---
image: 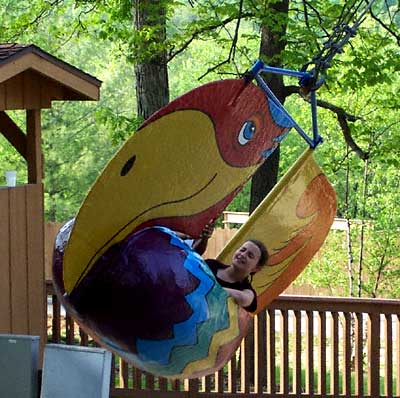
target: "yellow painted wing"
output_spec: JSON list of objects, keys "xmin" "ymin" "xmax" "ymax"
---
[{"xmin": 217, "ymin": 149, "xmax": 337, "ymax": 313}]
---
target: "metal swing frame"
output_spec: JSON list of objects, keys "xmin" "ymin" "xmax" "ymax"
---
[
  {"xmin": 246, "ymin": 0, "xmax": 377, "ymax": 150},
  {"xmin": 247, "ymin": 59, "xmax": 323, "ymax": 149}
]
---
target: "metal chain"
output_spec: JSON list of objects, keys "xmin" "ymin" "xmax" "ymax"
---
[{"xmin": 300, "ymin": 0, "xmax": 377, "ymax": 91}]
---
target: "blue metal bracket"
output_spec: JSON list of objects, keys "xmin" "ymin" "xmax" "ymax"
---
[{"xmin": 247, "ymin": 60, "xmax": 323, "ymax": 149}]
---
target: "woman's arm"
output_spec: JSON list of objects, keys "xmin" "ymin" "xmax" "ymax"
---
[{"xmin": 222, "ymin": 287, "xmax": 255, "ymax": 308}]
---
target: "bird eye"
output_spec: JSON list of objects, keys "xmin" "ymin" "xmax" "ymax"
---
[
  {"xmin": 120, "ymin": 155, "xmax": 136, "ymax": 176},
  {"xmin": 238, "ymin": 121, "xmax": 255, "ymax": 145}
]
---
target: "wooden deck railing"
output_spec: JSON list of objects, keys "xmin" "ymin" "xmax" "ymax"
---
[{"xmin": 46, "ymin": 282, "xmax": 400, "ymax": 398}]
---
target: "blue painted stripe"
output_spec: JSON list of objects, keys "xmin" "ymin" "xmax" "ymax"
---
[
  {"xmin": 136, "ymin": 252, "xmax": 213, "ymax": 364},
  {"xmin": 139, "ymin": 272, "xmax": 230, "ymax": 375},
  {"xmin": 268, "ymin": 97, "xmax": 294, "ymax": 128},
  {"xmin": 134, "ymin": 227, "xmax": 231, "ymax": 375}
]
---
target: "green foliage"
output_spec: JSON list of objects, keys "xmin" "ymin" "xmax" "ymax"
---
[
  {"xmin": 294, "ymin": 230, "xmax": 348, "ymax": 295},
  {"xmin": 0, "ymin": 3, "xmax": 139, "ymax": 220},
  {"xmin": 0, "ymin": 110, "xmax": 27, "ymax": 185},
  {"xmin": 94, "ymin": 106, "xmax": 142, "ymax": 146},
  {"xmin": 41, "ymin": 102, "xmax": 115, "ymax": 221},
  {"xmin": 225, "ymin": 180, "xmax": 252, "ymax": 215},
  {"xmin": 0, "ymin": 0, "xmax": 399, "ymax": 298}
]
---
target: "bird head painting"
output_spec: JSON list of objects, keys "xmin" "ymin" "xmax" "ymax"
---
[{"xmin": 53, "ymin": 77, "xmax": 336, "ymax": 378}]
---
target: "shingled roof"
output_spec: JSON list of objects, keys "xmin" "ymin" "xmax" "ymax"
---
[
  {"xmin": 0, "ymin": 43, "xmax": 101, "ymax": 87},
  {"xmin": 0, "ymin": 43, "xmax": 27, "ymax": 60}
]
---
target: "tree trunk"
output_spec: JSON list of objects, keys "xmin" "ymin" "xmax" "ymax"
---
[
  {"xmin": 249, "ymin": 0, "xmax": 289, "ymax": 213},
  {"xmin": 249, "ymin": 148, "xmax": 280, "ymax": 212},
  {"xmin": 133, "ymin": 0, "xmax": 169, "ymax": 119},
  {"xmin": 248, "ymin": 1, "xmax": 290, "ymax": 388}
]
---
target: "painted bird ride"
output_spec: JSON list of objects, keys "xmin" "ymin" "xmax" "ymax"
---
[{"xmin": 53, "ymin": 60, "xmax": 337, "ymax": 379}]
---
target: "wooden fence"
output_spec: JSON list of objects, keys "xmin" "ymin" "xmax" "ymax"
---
[{"xmin": 46, "ymin": 282, "xmax": 400, "ymax": 398}]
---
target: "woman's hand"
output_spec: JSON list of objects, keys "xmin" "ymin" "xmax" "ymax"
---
[
  {"xmin": 192, "ymin": 220, "xmax": 215, "ymax": 255},
  {"xmin": 200, "ymin": 221, "xmax": 215, "ymax": 239}
]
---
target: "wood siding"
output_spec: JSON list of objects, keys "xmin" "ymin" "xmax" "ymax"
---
[
  {"xmin": 0, "ymin": 184, "xmax": 46, "ymax": 346},
  {"xmin": 0, "ymin": 53, "xmax": 100, "ymax": 106},
  {"xmin": 0, "ymin": 70, "xmax": 67, "ymax": 110}
]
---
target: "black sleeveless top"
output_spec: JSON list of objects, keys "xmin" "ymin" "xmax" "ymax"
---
[{"xmin": 205, "ymin": 259, "xmax": 257, "ymax": 312}]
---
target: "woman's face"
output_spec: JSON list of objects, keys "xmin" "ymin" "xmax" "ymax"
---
[{"xmin": 232, "ymin": 241, "xmax": 262, "ymax": 275}]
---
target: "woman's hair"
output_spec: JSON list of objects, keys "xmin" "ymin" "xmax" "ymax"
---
[{"xmin": 247, "ymin": 239, "xmax": 269, "ymax": 267}]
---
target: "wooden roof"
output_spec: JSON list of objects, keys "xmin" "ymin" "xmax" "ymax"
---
[{"xmin": 0, "ymin": 43, "xmax": 102, "ymax": 110}]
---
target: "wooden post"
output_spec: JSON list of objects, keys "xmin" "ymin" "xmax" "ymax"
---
[
  {"xmin": 354, "ymin": 313, "xmax": 364, "ymax": 397},
  {"xmin": 368, "ymin": 313, "xmax": 381, "ymax": 397},
  {"xmin": 330, "ymin": 312, "xmax": 339, "ymax": 396},
  {"xmin": 318, "ymin": 311, "xmax": 327, "ymax": 396},
  {"xmin": 305, "ymin": 310, "xmax": 314, "ymax": 396},
  {"xmin": 384, "ymin": 314, "xmax": 393, "ymax": 397},
  {"xmin": 280, "ymin": 309, "xmax": 289, "ymax": 395},
  {"xmin": 293, "ymin": 310, "xmax": 302, "ymax": 396},
  {"xmin": 254, "ymin": 311, "xmax": 267, "ymax": 393},
  {"xmin": 343, "ymin": 312, "xmax": 352, "ymax": 397},
  {"xmin": 397, "ymin": 315, "xmax": 400, "ymax": 397},
  {"xmin": 267, "ymin": 308, "xmax": 277, "ymax": 394},
  {"xmin": 0, "ymin": 185, "xmax": 46, "ymax": 361},
  {"xmin": 26, "ymin": 109, "xmax": 42, "ymax": 184}
]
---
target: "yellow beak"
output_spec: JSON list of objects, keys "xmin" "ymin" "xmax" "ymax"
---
[{"xmin": 63, "ymin": 110, "xmax": 258, "ymax": 293}]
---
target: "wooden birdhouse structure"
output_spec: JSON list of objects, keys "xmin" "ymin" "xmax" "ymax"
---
[{"xmin": 0, "ymin": 43, "xmax": 101, "ymax": 355}]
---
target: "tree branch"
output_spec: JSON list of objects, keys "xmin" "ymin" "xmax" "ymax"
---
[
  {"xmin": 315, "ymin": 99, "xmax": 361, "ymax": 122},
  {"xmin": 300, "ymin": 0, "xmax": 325, "ymax": 52},
  {"xmin": 302, "ymin": 0, "xmax": 329, "ymax": 33},
  {"xmin": 27, "ymin": 0, "xmax": 65, "ymax": 26},
  {"xmin": 318, "ymin": 97, "xmax": 369, "ymax": 159},
  {"xmin": 369, "ymin": 6, "xmax": 400, "ymax": 45},
  {"xmin": 283, "ymin": 84, "xmax": 301, "ymax": 97},
  {"xmin": 197, "ymin": 59, "xmax": 231, "ymax": 80},
  {"xmin": 285, "ymin": 88, "xmax": 369, "ymax": 160},
  {"xmin": 284, "ymin": 86, "xmax": 361, "ymax": 123},
  {"xmin": 167, "ymin": 11, "xmax": 254, "ymax": 62},
  {"xmin": 197, "ymin": 0, "xmax": 245, "ymax": 80},
  {"xmin": 229, "ymin": 0, "xmax": 244, "ymax": 63},
  {"xmin": 337, "ymin": 112, "xmax": 369, "ymax": 160}
]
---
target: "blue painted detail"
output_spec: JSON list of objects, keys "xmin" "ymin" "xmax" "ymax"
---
[
  {"xmin": 273, "ymin": 130, "xmax": 290, "ymax": 143},
  {"xmin": 261, "ymin": 147, "xmax": 276, "ymax": 158},
  {"xmin": 267, "ymin": 97, "xmax": 294, "ymax": 128},
  {"xmin": 254, "ymin": 68, "xmax": 323, "ymax": 148},
  {"xmin": 260, "ymin": 63, "xmax": 311, "ymax": 79}
]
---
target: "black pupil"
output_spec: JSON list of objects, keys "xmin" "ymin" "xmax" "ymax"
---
[{"xmin": 121, "ymin": 155, "xmax": 136, "ymax": 176}]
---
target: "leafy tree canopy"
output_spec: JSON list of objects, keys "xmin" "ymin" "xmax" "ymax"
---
[{"xmin": 0, "ymin": 0, "xmax": 399, "ymax": 297}]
